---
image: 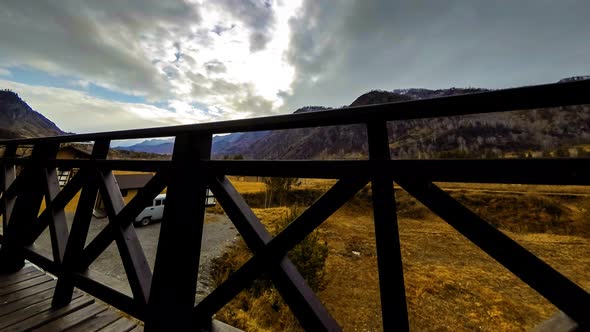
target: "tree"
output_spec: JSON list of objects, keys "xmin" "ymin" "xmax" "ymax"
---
[{"xmin": 263, "ymin": 177, "xmax": 300, "ymax": 207}]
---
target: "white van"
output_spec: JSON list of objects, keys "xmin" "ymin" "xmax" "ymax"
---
[{"xmin": 134, "ymin": 189, "xmax": 216, "ymax": 226}]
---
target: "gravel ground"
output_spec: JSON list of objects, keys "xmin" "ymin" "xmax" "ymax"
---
[{"xmin": 30, "ymin": 212, "xmax": 239, "ymax": 301}]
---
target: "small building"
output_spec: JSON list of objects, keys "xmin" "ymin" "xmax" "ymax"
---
[
  {"xmin": 57, "ymin": 145, "xmax": 92, "ymax": 160},
  {"xmin": 95, "ymin": 173, "xmax": 154, "ymax": 210},
  {"xmin": 232, "ymin": 175, "xmax": 264, "ymax": 182},
  {"xmin": 57, "ymin": 145, "xmax": 92, "ymax": 187}
]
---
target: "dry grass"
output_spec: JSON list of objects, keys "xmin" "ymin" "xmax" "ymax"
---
[
  {"xmin": 212, "ymin": 183, "xmax": 590, "ymax": 331},
  {"xmin": 435, "ymin": 182, "xmax": 590, "ymax": 196},
  {"xmin": 316, "ymin": 203, "xmax": 589, "ymax": 331},
  {"xmin": 227, "ymin": 179, "xmax": 267, "ymax": 194}
]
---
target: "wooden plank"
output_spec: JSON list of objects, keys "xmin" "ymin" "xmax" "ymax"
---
[
  {"xmin": 53, "ymin": 140, "xmax": 110, "ymax": 307},
  {"xmin": 146, "ymin": 133, "xmax": 212, "ymax": 331},
  {"xmin": 0, "ymin": 297, "xmax": 55, "ymax": 330},
  {"xmin": 81, "ymin": 170, "xmax": 168, "ymax": 270},
  {"xmin": 396, "ymin": 177, "xmax": 590, "ymax": 326},
  {"xmin": 0, "ymin": 144, "xmax": 54, "ymax": 272},
  {"xmin": 209, "ymin": 176, "xmax": 340, "ymax": 331},
  {"xmin": 36, "ymin": 143, "xmax": 69, "ymax": 265},
  {"xmin": 0, "ymin": 274, "xmax": 53, "ymax": 297},
  {"xmin": 7, "ymin": 159, "xmax": 169, "ymax": 173},
  {"xmin": 64, "ymin": 309, "xmax": 122, "ymax": 332},
  {"xmin": 97, "ymin": 170, "xmax": 152, "ymax": 305},
  {"xmin": 72, "ymin": 271, "xmax": 141, "ymax": 320},
  {"xmin": 33, "ymin": 302, "xmax": 107, "ymax": 332},
  {"xmin": 0, "ymin": 268, "xmax": 44, "ymax": 288},
  {"xmin": 99, "ymin": 317, "xmax": 138, "ymax": 332},
  {"xmin": 194, "ymin": 176, "xmax": 368, "ymax": 325},
  {"xmin": 201, "ymin": 159, "xmax": 590, "ymax": 185},
  {"xmin": 28, "ymin": 167, "xmax": 87, "ymax": 245},
  {"xmin": 0, "ymin": 288, "xmax": 80, "ymax": 317},
  {"xmin": 0, "ymin": 79, "xmax": 589, "ymax": 144},
  {"xmin": 0, "ymin": 265, "xmax": 36, "ymax": 283},
  {"xmin": 366, "ymin": 120, "xmax": 408, "ymax": 331},
  {"xmin": 1, "ymin": 295, "xmax": 93, "ymax": 332},
  {"xmin": 22, "ymin": 247, "xmax": 58, "ymax": 276},
  {"xmin": 0, "ymin": 144, "xmax": 17, "ymax": 233},
  {"xmin": 0, "ymin": 279, "xmax": 56, "ymax": 306}
]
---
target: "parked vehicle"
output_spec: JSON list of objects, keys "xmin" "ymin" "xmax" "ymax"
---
[{"xmin": 134, "ymin": 189, "xmax": 216, "ymax": 226}]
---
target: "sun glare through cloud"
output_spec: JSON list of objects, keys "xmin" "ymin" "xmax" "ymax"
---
[{"xmin": 0, "ymin": 0, "xmax": 588, "ymax": 133}]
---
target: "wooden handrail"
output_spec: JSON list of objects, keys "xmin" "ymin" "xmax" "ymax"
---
[
  {"xmin": 0, "ymin": 79, "xmax": 587, "ymax": 145},
  {"xmin": 0, "ymin": 80, "xmax": 588, "ymax": 331}
]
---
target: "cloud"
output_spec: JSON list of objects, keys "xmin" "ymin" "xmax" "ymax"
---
[
  {"xmin": 0, "ymin": 80, "xmax": 218, "ymax": 133},
  {"xmin": 204, "ymin": 60, "xmax": 227, "ymax": 74},
  {"xmin": 212, "ymin": 24, "xmax": 236, "ymax": 36},
  {"xmin": 282, "ymin": 0, "xmax": 590, "ymax": 111},
  {"xmin": 0, "ymin": 0, "xmax": 201, "ymax": 100},
  {"xmin": 0, "ymin": 68, "xmax": 11, "ymax": 77},
  {"xmin": 0, "ymin": 0, "xmax": 292, "ymax": 129},
  {"xmin": 212, "ymin": 0, "xmax": 276, "ymax": 52},
  {"xmin": 189, "ymin": 76, "xmax": 277, "ymax": 116}
]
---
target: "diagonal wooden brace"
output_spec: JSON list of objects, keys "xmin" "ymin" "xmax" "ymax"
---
[
  {"xmin": 209, "ymin": 176, "xmax": 341, "ymax": 331},
  {"xmin": 395, "ymin": 177, "xmax": 590, "ymax": 326},
  {"xmin": 97, "ymin": 170, "xmax": 152, "ymax": 305},
  {"xmin": 79, "ymin": 171, "xmax": 168, "ymax": 270},
  {"xmin": 193, "ymin": 176, "xmax": 368, "ymax": 330}
]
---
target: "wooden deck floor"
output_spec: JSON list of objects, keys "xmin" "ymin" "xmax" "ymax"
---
[{"xmin": 0, "ymin": 264, "xmax": 142, "ymax": 332}]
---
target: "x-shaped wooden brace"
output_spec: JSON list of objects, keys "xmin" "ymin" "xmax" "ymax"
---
[
  {"xmin": 195, "ymin": 175, "xmax": 369, "ymax": 332},
  {"xmin": 395, "ymin": 176, "xmax": 590, "ymax": 327},
  {"xmin": 51, "ymin": 141, "xmax": 160, "ymax": 312},
  {"xmin": 0, "ymin": 143, "xmax": 69, "ymax": 270},
  {"xmin": 0, "ymin": 144, "xmax": 18, "ymax": 239}
]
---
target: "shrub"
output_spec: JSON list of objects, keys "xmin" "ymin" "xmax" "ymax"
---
[{"xmin": 211, "ymin": 206, "xmax": 329, "ymax": 331}]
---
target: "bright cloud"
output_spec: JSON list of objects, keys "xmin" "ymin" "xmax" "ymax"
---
[
  {"xmin": 0, "ymin": 0, "xmax": 302, "ymax": 131},
  {"xmin": 0, "ymin": 80, "xmax": 229, "ymax": 133},
  {"xmin": 1, "ymin": 0, "xmax": 589, "ymax": 134}
]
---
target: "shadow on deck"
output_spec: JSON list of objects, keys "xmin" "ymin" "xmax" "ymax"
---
[{"xmin": 0, "ymin": 263, "xmax": 141, "ymax": 332}]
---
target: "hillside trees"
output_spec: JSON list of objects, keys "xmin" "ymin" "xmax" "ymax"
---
[{"xmin": 263, "ymin": 177, "xmax": 300, "ymax": 207}]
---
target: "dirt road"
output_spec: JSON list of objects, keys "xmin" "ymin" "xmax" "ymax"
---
[{"xmin": 30, "ymin": 212, "xmax": 239, "ymax": 302}]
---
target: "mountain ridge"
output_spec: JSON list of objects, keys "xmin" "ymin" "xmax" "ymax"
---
[
  {"xmin": 4, "ymin": 77, "xmax": 588, "ymax": 160},
  {"xmin": 0, "ymin": 90, "xmax": 65, "ymax": 138}
]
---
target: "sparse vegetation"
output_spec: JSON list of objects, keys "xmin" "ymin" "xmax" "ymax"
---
[
  {"xmin": 211, "ymin": 207, "xmax": 329, "ymax": 331},
  {"xmin": 212, "ymin": 180, "xmax": 590, "ymax": 331},
  {"xmin": 262, "ymin": 177, "xmax": 301, "ymax": 207}
]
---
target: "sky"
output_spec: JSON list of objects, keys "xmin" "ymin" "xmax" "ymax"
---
[{"xmin": 1, "ymin": 0, "xmax": 589, "ymax": 134}]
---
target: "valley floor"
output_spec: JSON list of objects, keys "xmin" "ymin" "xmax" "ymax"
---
[{"xmin": 317, "ymin": 209, "xmax": 588, "ymax": 331}]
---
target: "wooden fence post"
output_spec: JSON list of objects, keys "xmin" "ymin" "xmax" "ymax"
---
[
  {"xmin": 0, "ymin": 144, "xmax": 17, "ymax": 239},
  {"xmin": 52, "ymin": 140, "xmax": 110, "ymax": 306},
  {"xmin": 0, "ymin": 143, "xmax": 59, "ymax": 272},
  {"xmin": 145, "ymin": 133, "xmax": 212, "ymax": 331},
  {"xmin": 366, "ymin": 120, "xmax": 409, "ymax": 331}
]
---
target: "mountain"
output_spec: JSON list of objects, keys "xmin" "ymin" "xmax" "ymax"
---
[
  {"xmin": 0, "ymin": 90, "xmax": 65, "ymax": 138},
  {"xmin": 210, "ymin": 80, "xmax": 590, "ymax": 160},
  {"xmin": 118, "ymin": 138, "xmax": 175, "ymax": 154}
]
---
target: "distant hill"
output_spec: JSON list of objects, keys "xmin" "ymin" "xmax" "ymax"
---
[
  {"xmin": 211, "ymin": 79, "xmax": 590, "ymax": 160},
  {"xmin": 117, "ymin": 138, "xmax": 175, "ymax": 154},
  {"xmin": 112, "ymin": 77, "xmax": 590, "ymax": 159},
  {"xmin": 0, "ymin": 90, "xmax": 65, "ymax": 138}
]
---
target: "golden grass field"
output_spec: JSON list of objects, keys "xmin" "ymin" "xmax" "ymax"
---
[
  {"xmin": 213, "ymin": 180, "xmax": 590, "ymax": 331},
  {"xmin": 2, "ymin": 176, "xmax": 587, "ymax": 331}
]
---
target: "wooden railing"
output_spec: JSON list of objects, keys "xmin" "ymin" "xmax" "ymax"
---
[{"xmin": 0, "ymin": 80, "xmax": 589, "ymax": 331}]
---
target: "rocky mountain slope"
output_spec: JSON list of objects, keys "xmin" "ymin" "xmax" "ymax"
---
[
  {"xmin": 0, "ymin": 90, "xmax": 65, "ymax": 138},
  {"xmin": 211, "ymin": 83, "xmax": 590, "ymax": 159},
  {"xmin": 116, "ymin": 78, "xmax": 590, "ymax": 159},
  {"xmin": 119, "ymin": 138, "xmax": 175, "ymax": 154}
]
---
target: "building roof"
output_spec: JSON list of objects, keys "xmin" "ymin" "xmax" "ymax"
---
[
  {"xmin": 58, "ymin": 145, "xmax": 92, "ymax": 158},
  {"xmin": 115, "ymin": 173, "xmax": 153, "ymax": 190}
]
